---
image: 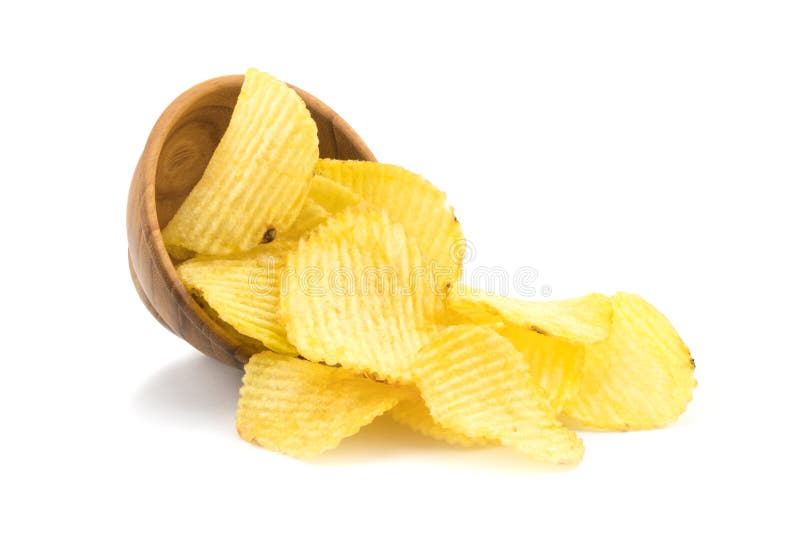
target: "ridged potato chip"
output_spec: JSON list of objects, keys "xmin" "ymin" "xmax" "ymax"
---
[
  {"xmin": 166, "ymin": 244, "xmax": 196, "ymax": 263},
  {"xmin": 447, "ymin": 284, "xmax": 612, "ymax": 343},
  {"xmin": 391, "ymin": 392, "xmax": 494, "ymax": 447},
  {"xmin": 498, "ymin": 325, "xmax": 585, "ymax": 413},
  {"xmin": 192, "ymin": 292, "xmax": 267, "ymax": 355},
  {"xmin": 177, "ymin": 241, "xmax": 297, "ymax": 354},
  {"xmin": 314, "ymin": 159, "xmax": 463, "ymax": 287},
  {"xmin": 237, "ymin": 352, "xmax": 404, "ymax": 458},
  {"xmin": 281, "ymin": 207, "xmax": 440, "ymax": 383},
  {"xmin": 308, "ymin": 174, "xmax": 362, "ymax": 214},
  {"xmin": 283, "ymin": 198, "xmax": 330, "ymax": 240},
  {"xmin": 412, "ymin": 325, "xmax": 584, "ymax": 464},
  {"xmin": 437, "ymin": 305, "xmax": 584, "ymax": 412},
  {"xmin": 564, "ymin": 293, "xmax": 696, "ymax": 430},
  {"xmin": 163, "ymin": 68, "xmax": 318, "ymax": 256}
]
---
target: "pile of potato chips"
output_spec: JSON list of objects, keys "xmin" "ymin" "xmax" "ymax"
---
[{"xmin": 162, "ymin": 69, "xmax": 696, "ymax": 464}]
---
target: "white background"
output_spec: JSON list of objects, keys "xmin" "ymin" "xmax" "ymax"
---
[{"xmin": 2, "ymin": 1, "xmax": 798, "ymax": 532}]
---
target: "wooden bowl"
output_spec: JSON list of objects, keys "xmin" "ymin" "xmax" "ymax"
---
[{"xmin": 127, "ymin": 75, "xmax": 376, "ymax": 367}]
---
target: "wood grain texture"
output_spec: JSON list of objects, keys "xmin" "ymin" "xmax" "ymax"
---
[{"xmin": 127, "ymin": 74, "xmax": 376, "ymax": 367}]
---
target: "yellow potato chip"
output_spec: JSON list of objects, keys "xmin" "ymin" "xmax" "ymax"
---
[
  {"xmin": 434, "ymin": 301, "xmax": 488, "ymax": 327},
  {"xmin": 283, "ymin": 198, "xmax": 330, "ymax": 240},
  {"xmin": 498, "ymin": 325, "xmax": 585, "ymax": 413},
  {"xmin": 192, "ymin": 292, "xmax": 267, "ymax": 355},
  {"xmin": 163, "ymin": 68, "xmax": 318, "ymax": 256},
  {"xmin": 412, "ymin": 325, "xmax": 584, "ymax": 464},
  {"xmin": 166, "ymin": 244, "xmax": 196, "ymax": 263},
  {"xmin": 237, "ymin": 352, "xmax": 404, "ymax": 458},
  {"xmin": 281, "ymin": 207, "xmax": 440, "ymax": 383},
  {"xmin": 177, "ymin": 241, "xmax": 297, "ymax": 354},
  {"xmin": 447, "ymin": 284, "xmax": 612, "ymax": 343},
  {"xmin": 564, "ymin": 292, "xmax": 696, "ymax": 430},
  {"xmin": 314, "ymin": 159, "xmax": 463, "ymax": 287},
  {"xmin": 308, "ymin": 174, "xmax": 362, "ymax": 214},
  {"xmin": 391, "ymin": 392, "xmax": 494, "ymax": 447},
  {"xmin": 435, "ymin": 306, "xmax": 584, "ymax": 412}
]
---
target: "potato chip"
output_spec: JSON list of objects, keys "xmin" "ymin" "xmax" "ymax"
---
[
  {"xmin": 281, "ymin": 207, "xmax": 440, "ymax": 383},
  {"xmin": 237, "ymin": 352, "xmax": 404, "ymax": 458},
  {"xmin": 447, "ymin": 284, "xmax": 612, "ymax": 343},
  {"xmin": 162, "ymin": 68, "xmax": 318, "ymax": 256},
  {"xmin": 166, "ymin": 244, "xmax": 196, "ymax": 263},
  {"xmin": 412, "ymin": 325, "xmax": 584, "ymax": 464},
  {"xmin": 564, "ymin": 293, "xmax": 696, "ymax": 430},
  {"xmin": 391, "ymin": 392, "xmax": 494, "ymax": 447},
  {"xmin": 308, "ymin": 174, "xmax": 362, "ymax": 214},
  {"xmin": 498, "ymin": 325, "xmax": 585, "ymax": 413},
  {"xmin": 314, "ymin": 159, "xmax": 463, "ymax": 287},
  {"xmin": 192, "ymin": 292, "xmax": 268, "ymax": 356},
  {"xmin": 177, "ymin": 241, "xmax": 297, "ymax": 354},
  {"xmin": 435, "ymin": 306, "xmax": 584, "ymax": 412},
  {"xmin": 282, "ymin": 198, "xmax": 330, "ymax": 240}
]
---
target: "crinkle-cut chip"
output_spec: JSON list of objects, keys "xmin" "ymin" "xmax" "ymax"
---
[
  {"xmin": 166, "ymin": 243, "xmax": 196, "ymax": 263},
  {"xmin": 192, "ymin": 291, "xmax": 267, "ymax": 356},
  {"xmin": 177, "ymin": 242, "xmax": 297, "ymax": 354},
  {"xmin": 314, "ymin": 159, "xmax": 463, "ymax": 287},
  {"xmin": 283, "ymin": 198, "xmax": 330, "ymax": 240},
  {"xmin": 162, "ymin": 68, "xmax": 318, "ymax": 256},
  {"xmin": 447, "ymin": 284, "xmax": 612, "ymax": 343},
  {"xmin": 412, "ymin": 325, "xmax": 584, "ymax": 464},
  {"xmin": 308, "ymin": 174, "xmax": 362, "ymax": 214},
  {"xmin": 564, "ymin": 292, "xmax": 696, "ymax": 430},
  {"xmin": 237, "ymin": 352, "xmax": 404, "ymax": 458},
  {"xmin": 391, "ymin": 392, "xmax": 494, "ymax": 447},
  {"xmin": 281, "ymin": 207, "xmax": 440, "ymax": 383},
  {"xmin": 498, "ymin": 325, "xmax": 585, "ymax": 413},
  {"xmin": 440, "ymin": 308, "xmax": 585, "ymax": 412},
  {"xmin": 435, "ymin": 304, "xmax": 489, "ymax": 327}
]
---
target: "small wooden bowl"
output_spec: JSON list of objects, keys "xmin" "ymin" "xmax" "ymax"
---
[{"xmin": 127, "ymin": 75, "xmax": 376, "ymax": 367}]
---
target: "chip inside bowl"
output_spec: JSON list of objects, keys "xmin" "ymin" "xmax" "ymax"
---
[{"xmin": 162, "ymin": 68, "xmax": 319, "ymax": 256}]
